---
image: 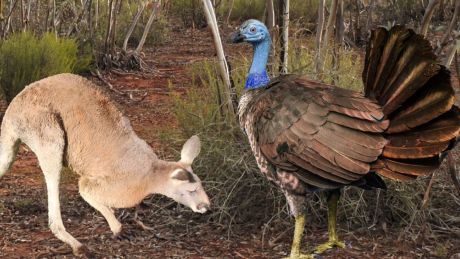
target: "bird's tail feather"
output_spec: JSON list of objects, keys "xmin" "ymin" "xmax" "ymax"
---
[{"xmin": 362, "ymin": 26, "xmax": 460, "ymax": 181}]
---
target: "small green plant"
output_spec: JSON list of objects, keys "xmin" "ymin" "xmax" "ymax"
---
[{"xmin": 0, "ymin": 32, "xmax": 90, "ymax": 102}]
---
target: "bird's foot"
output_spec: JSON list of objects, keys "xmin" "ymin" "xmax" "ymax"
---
[
  {"xmin": 314, "ymin": 239, "xmax": 345, "ymax": 254},
  {"xmin": 283, "ymin": 252, "xmax": 315, "ymax": 259}
]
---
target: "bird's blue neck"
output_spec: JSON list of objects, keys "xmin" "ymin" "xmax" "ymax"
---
[{"xmin": 245, "ymin": 38, "xmax": 271, "ymax": 89}]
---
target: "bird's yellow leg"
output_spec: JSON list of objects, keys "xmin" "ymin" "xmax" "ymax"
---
[
  {"xmin": 314, "ymin": 190, "xmax": 345, "ymax": 254},
  {"xmin": 284, "ymin": 214, "xmax": 314, "ymax": 259}
]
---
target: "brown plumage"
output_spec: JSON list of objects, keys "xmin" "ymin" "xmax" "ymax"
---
[{"xmin": 239, "ymin": 26, "xmax": 460, "ymax": 193}]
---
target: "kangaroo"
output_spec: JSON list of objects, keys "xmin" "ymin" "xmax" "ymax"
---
[{"xmin": 0, "ymin": 73, "xmax": 211, "ymax": 255}]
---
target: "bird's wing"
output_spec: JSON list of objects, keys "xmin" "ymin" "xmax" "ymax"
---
[{"xmin": 254, "ymin": 75, "xmax": 389, "ymax": 189}]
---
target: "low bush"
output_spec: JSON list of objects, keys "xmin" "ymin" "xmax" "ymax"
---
[{"xmin": 0, "ymin": 32, "xmax": 90, "ymax": 102}]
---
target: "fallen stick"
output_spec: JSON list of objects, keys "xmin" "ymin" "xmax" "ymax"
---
[{"xmin": 447, "ymin": 152, "xmax": 460, "ymax": 196}]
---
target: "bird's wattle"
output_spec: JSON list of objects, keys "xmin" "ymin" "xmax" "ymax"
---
[{"xmin": 245, "ymin": 71, "xmax": 270, "ymax": 89}]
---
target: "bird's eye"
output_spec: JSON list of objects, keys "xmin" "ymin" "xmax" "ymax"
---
[{"xmin": 250, "ymin": 27, "xmax": 257, "ymax": 33}]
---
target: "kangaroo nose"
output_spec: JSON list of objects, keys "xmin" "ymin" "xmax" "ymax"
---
[{"xmin": 197, "ymin": 203, "xmax": 211, "ymax": 213}]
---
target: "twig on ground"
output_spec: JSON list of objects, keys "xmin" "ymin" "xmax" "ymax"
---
[
  {"xmin": 422, "ymin": 170, "xmax": 437, "ymax": 209},
  {"xmin": 134, "ymin": 205, "xmax": 155, "ymax": 231},
  {"xmin": 92, "ymin": 69, "xmax": 149, "ymax": 103},
  {"xmin": 448, "ymin": 152, "xmax": 460, "ymax": 196}
]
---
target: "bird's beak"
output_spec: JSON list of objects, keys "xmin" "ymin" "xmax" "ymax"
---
[{"xmin": 230, "ymin": 31, "xmax": 245, "ymax": 43}]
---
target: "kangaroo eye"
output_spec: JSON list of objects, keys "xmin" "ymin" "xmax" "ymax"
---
[{"xmin": 250, "ymin": 27, "xmax": 257, "ymax": 33}]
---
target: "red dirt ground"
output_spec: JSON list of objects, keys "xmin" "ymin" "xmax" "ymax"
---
[{"xmin": 1, "ymin": 25, "xmax": 460, "ymax": 259}]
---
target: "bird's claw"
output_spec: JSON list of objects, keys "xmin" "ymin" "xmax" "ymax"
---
[
  {"xmin": 283, "ymin": 253, "xmax": 315, "ymax": 259},
  {"xmin": 314, "ymin": 239, "xmax": 345, "ymax": 254}
]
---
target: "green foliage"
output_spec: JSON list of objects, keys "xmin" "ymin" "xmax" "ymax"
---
[{"xmin": 0, "ymin": 32, "xmax": 90, "ymax": 102}]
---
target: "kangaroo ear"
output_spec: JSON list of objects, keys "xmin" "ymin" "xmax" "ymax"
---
[
  {"xmin": 180, "ymin": 135, "xmax": 201, "ymax": 165},
  {"xmin": 171, "ymin": 169, "xmax": 196, "ymax": 182}
]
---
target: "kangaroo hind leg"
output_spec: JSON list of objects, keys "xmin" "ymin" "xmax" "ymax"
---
[{"xmin": 25, "ymin": 113, "xmax": 86, "ymax": 256}]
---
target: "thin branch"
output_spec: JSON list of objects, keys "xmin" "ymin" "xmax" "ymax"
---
[
  {"xmin": 420, "ymin": 0, "xmax": 441, "ymax": 36},
  {"xmin": 201, "ymin": 0, "xmax": 236, "ymax": 116}
]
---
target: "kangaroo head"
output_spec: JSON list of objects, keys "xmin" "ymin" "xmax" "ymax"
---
[{"xmin": 162, "ymin": 135, "xmax": 210, "ymax": 214}]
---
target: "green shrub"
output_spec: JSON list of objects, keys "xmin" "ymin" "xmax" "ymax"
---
[{"xmin": 0, "ymin": 32, "xmax": 90, "ymax": 102}]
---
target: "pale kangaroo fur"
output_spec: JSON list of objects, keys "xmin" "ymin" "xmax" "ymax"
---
[{"xmin": 0, "ymin": 73, "xmax": 210, "ymax": 255}]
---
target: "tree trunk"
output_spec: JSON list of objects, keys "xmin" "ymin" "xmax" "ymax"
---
[
  {"xmin": 332, "ymin": 0, "xmax": 343, "ymax": 84},
  {"xmin": 25, "ymin": 0, "xmax": 32, "ymax": 30},
  {"xmin": 104, "ymin": 0, "xmax": 115, "ymax": 54},
  {"xmin": 52, "ymin": 0, "xmax": 56, "ymax": 32},
  {"xmin": 111, "ymin": 0, "xmax": 123, "ymax": 50},
  {"xmin": 335, "ymin": 0, "xmax": 344, "ymax": 44},
  {"xmin": 366, "ymin": 0, "xmax": 374, "ymax": 35},
  {"xmin": 315, "ymin": 0, "xmax": 325, "ymax": 78},
  {"xmin": 436, "ymin": 0, "xmax": 460, "ymax": 55},
  {"xmin": 444, "ymin": 38, "xmax": 459, "ymax": 67},
  {"xmin": 420, "ymin": 0, "xmax": 441, "ymax": 36},
  {"xmin": 35, "ymin": 0, "xmax": 40, "ymax": 30},
  {"xmin": 94, "ymin": 0, "xmax": 98, "ymax": 31},
  {"xmin": 44, "ymin": 0, "xmax": 51, "ymax": 32},
  {"xmin": 265, "ymin": 0, "xmax": 275, "ymax": 30},
  {"xmin": 135, "ymin": 0, "xmax": 160, "ymax": 53},
  {"xmin": 201, "ymin": 0, "xmax": 236, "ymax": 117},
  {"xmin": 123, "ymin": 0, "xmax": 146, "ymax": 52},
  {"xmin": 353, "ymin": 0, "xmax": 361, "ymax": 43},
  {"xmin": 225, "ymin": 0, "xmax": 234, "ymax": 25},
  {"xmin": 278, "ymin": 0, "xmax": 289, "ymax": 75},
  {"xmin": 19, "ymin": 0, "xmax": 24, "ymax": 30},
  {"xmin": 317, "ymin": 0, "xmax": 338, "ymax": 79},
  {"xmin": 3, "ymin": 0, "xmax": 18, "ymax": 37},
  {"xmin": 67, "ymin": 0, "xmax": 90, "ymax": 37},
  {"xmin": 88, "ymin": 0, "xmax": 93, "ymax": 45}
]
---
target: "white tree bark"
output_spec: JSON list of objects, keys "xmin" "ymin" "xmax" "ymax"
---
[
  {"xmin": 314, "ymin": 0, "xmax": 325, "ymax": 77},
  {"xmin": 279, "ymin": 0, "xmax": 289, "ymax": 74},
  {"xmin": 317, "ymin": 0, "xmax": 338, "ymax": 79},
  {"xmin": 124, "ymin": 0, "xmax": 146, "ymax": 52},
  {"xmin": 444, "ymin": 38, "xmax": 460, "ymax": 67},
  {"xmin": 135, "ymin": 0, "xmax": 160, "ymax": 53},
  {"xmin": 265, "ymin": 0, "xmax": 275, "ymax": 30},
  {"xmin": 201, "ymin": 0, "xmax": 235, "ymax": 116},
  {"xmin": 437, "ymin": 0, "xmax": 460, "ymax": 54}
]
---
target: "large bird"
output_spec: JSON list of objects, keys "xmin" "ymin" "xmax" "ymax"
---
[{"xmin": 231, "ymin": 19, "xmax": 460, "ymax": 258}]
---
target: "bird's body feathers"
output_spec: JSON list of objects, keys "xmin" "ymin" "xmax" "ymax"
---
[{"xmin": 238, "ymin": 26, "xmax": 460, "ymax": 195}]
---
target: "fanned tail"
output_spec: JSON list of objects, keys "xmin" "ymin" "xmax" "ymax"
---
[{"xmin": 363, "ymin": 26, "xmax": 460, "ymax": 181}]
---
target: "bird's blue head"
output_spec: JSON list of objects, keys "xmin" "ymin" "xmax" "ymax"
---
[{"xmin": 231, "ymin": 19, "xmax": 271, "ymax": 90}]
